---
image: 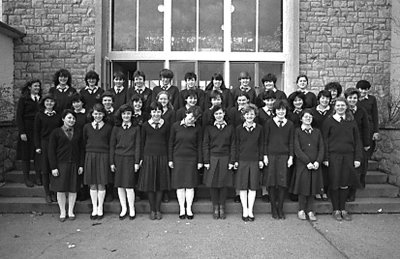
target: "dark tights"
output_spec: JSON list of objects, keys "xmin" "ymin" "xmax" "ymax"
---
[
  {"xmin": 330, "ymin": 188, "xmax": 349, "ymax": 211},
  {"xmin": 298, "ymin": 195, "xmax": 314, "ymax": 212},
  {"xmin": 148, "ymin": 191, "xmax": 163, "ymax": 212},
  {"xmin": 210, "ymin": 187, "xmax": 227, "ymax": 206}
]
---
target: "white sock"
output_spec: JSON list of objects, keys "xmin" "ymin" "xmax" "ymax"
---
[
  {"xmin": 90, "ymin": 189, "xmax": 98, "ymax": 216},
  {"xmin": 239, "ymin": 190, "xmax": 248, "ymax": 217},
  {"xmin": 68, "ymin": 192, "xmax": 77, "ymax": 217},
  {"xmin": 185, "ymin": 188, "xmax": 194, "ymax": 216},
  {"xmin": 248, "ymin": 190, "xmax": 256, "ymax": 217},
  {"xmin": 57, "ymin": 192, "xmax": 66, "ymax": 218},
  {"xmin": 117, "ymin": 188, "xmax": 127, "ymax": 216},
  {"xmin": 126, "ymin": 188, "xmax": 135, "ymax": 217},
  {"xmin": 98, "ymin": 190, "xmax": 106, "ymax": 216},
  {"xmin": 235, "ymin": 189, "xmax": 240, "ymax": 196},
  {"xmin": 176, "ymin": 189, "xmax": 186, "ymax": 215}
]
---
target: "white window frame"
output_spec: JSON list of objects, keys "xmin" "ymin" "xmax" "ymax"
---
[{"xmin": 99, "ymin": 0, "xmax": 299, "ymax": 92}]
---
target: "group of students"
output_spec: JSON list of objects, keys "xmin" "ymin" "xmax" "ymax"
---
[{"xmin": 16, "ymin": 68, "xmax": 379, "ymax": 223}]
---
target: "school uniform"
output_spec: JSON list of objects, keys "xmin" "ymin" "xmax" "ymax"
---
[
  {"xmin": 290, "ymin": 127, "xmax": 324, "ymax": 196},
  {"xmin": 202, "ymin": 108, "xmax": 213, "ymax": 129},
  {"xmin": 322, "ymin": 115, "xmax": 363, "ymax": 190},
  {"xmin": 231, "ymin": 87, "xmax": 257, "ymax": 104},
  {"xmin": 83, "ymin": 122, "xmax": 113, "ymax": 185},
  {"xmin": 177, "ymin": 88, "xmax": 205, "ymax": 110},
  {"xmin": 287, "ymin": 109, "xmax": 302, "ymax": 128},
  {"xmin": 152, "ymin": 84, "xmax": 180, "ymax": 110},
  {"xmin": 48, "ymin": 86, "xmax": 77, "ymax": 113},
  {"xmin": 48, "ymin": 126, "xmax": 83, "ymax": 192},
  {"xmin": 111, "ymin": 87, "xmax": 129, "ymax": 111},
  {"xmin": 128, "ymin": 87, "xmax": 153, "ymax": 112},
  {"xmin": 175, "ymin": 106, "xmax": 203, "ymax": 126},
  {"xmin": 263, "ymin": 118, "xmax": 294, "ymax": 188},
  {"xmin": 110, "ymin": 123, "xmax": 140, "ymax": 188},
  {"xmin": 257, "ymin": 108, "xmax": 273, "ymax": 126},
  {"xmin": 138, "ymin": 119, "xmax": 171, "ymax": 192},
  {"xmin": 73, "ymin": 109, "xmax": 89, "ymax": 131},
  {"xmin": 204, "ymin": 89, "xmax": 234, "ymax": 110},
  {"xmin": 302, "ymin": 91, "xmax": 317, "ymax": 109},
  {"xmin": 235, "ymin": 123, "xmax": 263, "ymax": 190},
  {"xmin": 161, "ymin": 108, "xmax": 176, "ymax": 127},
  {"xmin": 311, "ymin": 106, "xmax": 332, "ymax": 129},
  {"xmin": 358, "ymin": 94, "xmax": 379, "ymax": 158},
  {"xmin": 227, "ymin": 107, "xmax": 244, "ymax": 127},
  {"xmin": 169, "ymin": 120, "xmax": 202, "ymax": 189},
  {"xmin": 105, "ymin": 108, "xmax": 116, "ymax": 126},
  {"xmin": 80, "ymin": 87, "xmax": 104, "ymax": 110},
  {"xmin": 203, "ymin": 123, "xmax": 235, "ymax": 188},
  {"xmin": 255, "ymin": 89, "xmax": 287, "ymax": 108},
  {"xmin": 132, "ymin": 111, "xmax": 150, "ymax": 127}
]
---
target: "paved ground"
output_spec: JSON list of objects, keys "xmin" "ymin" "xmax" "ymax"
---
[{"xmin": 0, "ymin": 212, "xmax": 399, "ymax": 258}]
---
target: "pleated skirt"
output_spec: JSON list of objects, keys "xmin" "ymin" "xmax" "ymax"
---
[
  {"xmin": 234, "ymin": 160, "xmax": 260, "ymax": 190},
  {"xmin": 290, "ymin": 167, "xmax": 324, "ymax": 196},
  {"xmin": 328, "ymin": 153, "xmax": 360, "ymax": 190},
  {"xmin": 203, "ymin": 156, "xmax": 233, "ymax": 188},
  {"xmin": 84, "ymin": 152, "xmax": 112, "ymax": 185},
  {"xmin": 114, "ymin": 154, "xmax": 136, "ymax": 188},
  {"xmin": 263, "ymin": 154, "xmax": 288, "ymax": 188},
  {"xmin": 171, "ymin": 158, "xmax": 198, "ymax": 189},
  {"xmin": 137, "ymin": 155, "xmax": 170, "ymax": 192}
]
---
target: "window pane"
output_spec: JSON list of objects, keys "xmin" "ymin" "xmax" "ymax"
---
[
  {"xmin": 170, "ymin": 61, "xmax": 196, "ymax": 90},
  {"xmin": 259, "ymin": 0, "xmax": 283, "ymax": 52},
  {"xmin": 199, "ymin": 0, "xmax": 224, "ymax": 51},
  {"xmin": 258, "ymin": 62, "xmax": 284, "ymax": 90},
  {"xmin": 139, "ymin": 1, "xmax": 164, "ymax": 51},
  {"xmin": 231, "ymin": 0, "xmax": 256, "ymax": 52},
  {"xmin": 230, "ymin": 63, "xmax": 254, "ymax": 89},
  {"xmin": 198, "ymin": 62, "xmax": 224, "ymax": 90},
  {"xmin": 172, "ymin": 0, "xmax": 196, "ymax": 51},
  {"xmin": 112, "ymin": 0, "xmax": 136, "ymax": 51},
  {"xmin": 138, "ymin": 61, "xmax": 164, "ymax": 90}
]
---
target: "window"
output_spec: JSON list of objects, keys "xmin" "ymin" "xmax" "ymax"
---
[{"xmin": 105, "ymin": 0, "xmax": 298, "ymax": 92}]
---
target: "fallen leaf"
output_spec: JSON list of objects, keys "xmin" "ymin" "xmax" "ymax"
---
[{"xmin": 14, "ymin": 235, "xmax": 20, "ymax": 238}]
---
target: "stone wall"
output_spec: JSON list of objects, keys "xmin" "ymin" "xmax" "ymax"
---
[
  {"xmin": 299, "ymin": 0, "xmax": 391, "ymax": 100},
  {"xmin": 2, "ymin": 0, "xmax": 96, "ymax": 94},
  {"xmin": 0, "ymin": 126, "xmax": 18, "ymax": 174}
]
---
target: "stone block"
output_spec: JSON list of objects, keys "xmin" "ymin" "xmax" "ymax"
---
[{"xmin": 379, "ymin": 50, "xmax": 390, "ymax": 61}]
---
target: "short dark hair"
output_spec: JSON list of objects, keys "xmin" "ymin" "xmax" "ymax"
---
[
  {"xmin": 61, "ymin": 109, "xmax": 76, "ymax": 120},
  {"xmin": 317, "ymin": 89, "xmax": 332, "ymax": 101},
  {"xmin": 101, "ymin": 91, "xmax": 114, "ymax": 102},
  {"xmin": 324, "ymin": 82, "xmax": 343, "ymax": 97},
  {"xmin": 133, "ymin": 70, "xmax": 146, "ymax": 81},
  {"xmin": 84, "ymin": 70, "xmax": 99, "ymax": 86},
  {"xmin": 288, "ymin": 91, "xmax": 306, "ymax": 109},
  {"xmin": 260, "ymin": 90, "xmax": 276, "ymax": 100},
  {"xmin": 344, "ymin": 87, "xmax": 360, "ymax": 99},
  {"xmin": 149, "ymin": 101, "xmax": 163, "ymax": 111},
  {"xmin": 113, "ymin": 71, "xmax": 125, "ymax": 80},
  {"xmin": 183, "ymin": 89, "xmax": 198, "ymax": 100},
  {"xmin": 261, "ymin": 73, "xmax": 277, "ymax": 84},
  {"xmin": 209, "ymin": 90, "xmax": 223, "ymax": 101},
  {"xmin": 54, "ymin": 69, "xmax": 72, "ymax": 87},
  {"xmin": 184, "ymin": 72, "xmax": 197, "ymax": 81},
  {"xmin": 272, "ymin": 99, "xmax": 289, "ymax": 115},
  {"xmin": 356, "ymin": 80, "xmax": 371, "ymax": 90},
  {"xmin": 22, "ymin": 78, "xmax": 42, "ymax": 97},
  {"xmin": 160, "ymin": 68, "xmax": 174, "ymax": 79},
  {"xmin": 71, "ymin": 93, "xmax": 85, "ymax": 105},
  {"xmin": 88, "ymin": 103, "xmax": 107, "ymax": 122},
  {"xmin": 296, "ymin": 74, "xmax": 308, "ymax": 84}
]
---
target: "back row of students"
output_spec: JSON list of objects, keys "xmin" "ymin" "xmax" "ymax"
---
[{"xmin": 16, "ymin": 68, "xmax": 379, "ymax": 222}]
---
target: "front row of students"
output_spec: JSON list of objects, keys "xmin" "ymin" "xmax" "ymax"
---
[{"xmin": 45, "ymin": 93, "xmax": 361, "ymax": 224}]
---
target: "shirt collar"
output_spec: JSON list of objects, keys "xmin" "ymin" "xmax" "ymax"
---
[
  {"xmin": 239, "ymin": 86, "xmax": 251, "ymax": 92},
  {"xmin": 92, "ymin": 121, "xmax": 105, "ymax": 128},
  {"xmin": 243, "ymin": 121, "xmax": 256, "ymax": 129},
  {"xmin": 56, "ymin": 85, "xmax": 69, "ymax": 92},
  {"xmin": 31, "ymin": 94, "xmax": 40, "ymax": 101},
  {"xmin": 316, "ymin": 105, "xmax": 330, "ymax": 113},
  {"xmin": 114, "ymin": 86, "xmax": 124, "ymax": 93},
  {"xmin": 214, "ymin": 120, "xmax": 227, "ymax": 127},
  {"xmin": 74, "ymin": 108, "xmax": 86, "ymax": 114},
  {"xmin": 161, "ymin": 84, "xmax": 171, "ymax": 91},
  {"xmin": 44, "ymin": 110, "xmax": 56, "ymax": 116},
  {"xmin": 85, "ymin": 86, "xmax": 99, "ymax": 93},
  {"xmin": 180, "ymin": 119, "xmax": 195, "ymax": 127},
  {"xmin": 148, "ymin": 118, "xmax": 164, "ymax": 128},
  {"xmin": 301, "ymin": 124, "xmax": 313, "ymax": 132},
  {"xmin": 133, "ymin": 111, "xmax": 142, "ymax": 117},
  {"xmin": 273, "ymin": 117, "xmax": 287, "ymax": 126},
  {"xmin": 105, "ymin": 107, "xmax": 114, "ymax": 114},
  {"xmin": 333, "ymin": 113, "xmax": 345, "ymax": 122},
  {"xmin": 122, "ymin": 122, "xmax": 132, "ymax": 129}
]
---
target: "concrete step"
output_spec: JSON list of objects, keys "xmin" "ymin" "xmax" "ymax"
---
[
  {"xmin": 366, "ymin": 170, "xmax": 388, "ymax": 184},
  {"xmin": 0, "ymin": 197, "xmax": 399, "ymax": 215},
  {"xmin": 368, "ymin": 160, "xmax": 378, "ymax": 171},
  {"xmin": 1, "ymin": 182, "xmax": 398, "ymax": 199}
]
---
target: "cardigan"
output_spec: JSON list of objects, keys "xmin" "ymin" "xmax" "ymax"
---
[
  {"xmin": 110, "ymin": 125, "xmax": 141, "ymax": 164},
  {"xmin": 203, "ymin": 124, "xmax": 236, "ymax": 164},
  {"xmin": 48, "ymin": 127, "xmax": 83, "ymax": 169}
]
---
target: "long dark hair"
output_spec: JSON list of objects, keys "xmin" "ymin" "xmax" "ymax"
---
[
  {"xmin": 53, "ymin": 69, "xmax": 72, "ymax": 87},
  {"xmin": 21, "ymin": 79, "xmax": 42, "ymax": 98},
  {"xmin": 205, "ymin": 73, "xmax": 228, "ymax": 91}
]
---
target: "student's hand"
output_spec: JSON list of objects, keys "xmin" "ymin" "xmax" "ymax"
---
[
  {"xmin": 258, "ymin": 161, "xmax": 264, "ymax": 169},
  {"xmin": 51, "ymin": 169, "xmax": 59, "ymax": 177},
  {"xmin": 35, "ymin": 149, "xmax": 41, "ymax": 154},
  {"xmin": 263, "ymin": 155, "xmax": 269, "ymax": 166},
  {"xmin": 287, "ymin": 156, "xmax": 293, "ymax": 168},
  {"xmin": 78, "ymin": 167, "xmax": 83, "ymax": 175},
  {"xmin": 20, "ymin": 134, "xmax": 27, "ymax": 142},
  {"xmin": 134, "ymin": 164, "xmax": 140, "ymax": 172},
  {"xmin": 323, "ymin": 161, "xmax": 329, "ymax": 167},
  {"xmin": 110, "ymin": 164, "xmax": 116, "ymax": 172},
  {"xmin": 354, "ymin": 161, "xmax": 361, "ymax": 168},
  {"xmin": 197, "ymin": 163, "xmax": 203, "ymax": 170},
  {"xmin": 313, "ymin": 162, "xmax": 319, "ymax": 170},
  {"xmin": 364, "ymin": 146, "xmax": 370, "ymax": 151},
  {"xmin": 204, "ymin": 164, "xmax": 210, "ymax": 170},
  {"xmin": 372, "ymin": 132, "xmax": 380, "ymax": 141},
  {"xmin": 139, "ymin": 160, "xmax": 143, "ymax": 167},
  {"xmin": 234, "ymin": 162, "xmax": 239, "ymax": 170},
  {"xmin": 307, "ymin": 163, "xmax": 314, "ymax": 170},
  {"xmin": 168, "ymin": 161, "xmax": 174, "ymax": 169},
  {"xmin": 228, "ymin": 164, "xmax": 234, "ymax": 170}
]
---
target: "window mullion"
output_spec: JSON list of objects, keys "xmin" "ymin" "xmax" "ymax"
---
[
  {"xmin": 255, "ymin": 0, "xmax": 259, "ymax": 52},
  {"xmin": 136, "ymin": 0, "xmax": 139, "ymax": 51},
  {"xmin": 196, "ymin": 0, "xmax": 199, "ymax": 51}
]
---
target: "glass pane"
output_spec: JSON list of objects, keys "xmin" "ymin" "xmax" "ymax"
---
[
  {"xmin": 112, "ymin": 0, "xmax": 136, "ymax": 51},
  {"xmin": 231, "ymin": 0, "xmax": 256, "ymax": 52},
  {"xmin": 258, "ymin": 62, "xmax": 284, "ymax": 90},
  {"xmin": 172, "ymin": 0, "xmax": 196, "ymax": 51},
  {"xmin": 199, "ymin": 0, "xmax": 224, "ymax": 51},
  {"xmin": 229, "ymin": 63, "xmax": 254, "ymax": 89},
  {"xmin": 139, "ymin": 1, "xmax": 164, "ymax": 51},
  {"xmin": 199, "ymin": 62, "xmax": 224, "ymax": 90},
  {"xmin": 170, "ymin": 61, "xmax": 196, "ymax": 90},
  {"xmin": 138, "ymin": 61, "xmax": 165, "ymax": 90},
  {"xmin": 259, "ymin": 0, "xmax": 283, "ymax": 52}
]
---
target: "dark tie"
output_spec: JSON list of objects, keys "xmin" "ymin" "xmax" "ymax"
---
[
  {"xmin": 279, "ymin": 121, "xmax": 283, "ymax": 128},
  {"xmin": 305, "ymin": 128, "xmax": 311, "ymax": 134},
  {"xmin": 340, "ymin": 116, "xmax": 344, "ymax": 122},
  {"xmin": 137, "ymin": 89, "xmax": 142, "ymax": 95},
  {"xmin": 154, "ymin": 123, "xmax": 159, "ymax": 129},
  {"xmin": 65, "ymin": 128, "xmax": 73, "ymax": 140},
  {"xmin": 34, "ymin": 96, "xmax": 39, "ymax": 102},
  {"xmin": 319, "ymin": 110, "xmax": 326, "ymax": 116},
  {"xmin": 123, "ymin": 124, "xmax": 128, "ymax": 130},
  {"xmin": 95, "ymin": 123, "xmax": 99, "ymax": 130}
]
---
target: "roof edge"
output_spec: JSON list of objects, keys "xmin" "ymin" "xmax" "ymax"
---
[{"xmin": 0, "ymin": 21, "xmax": 26, "ymax": 39}]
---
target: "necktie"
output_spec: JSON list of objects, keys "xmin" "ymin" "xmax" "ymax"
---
[
  {"xmin": 95, "ymin": 123, "xmax": 99, "ymax": 130},
  {"xmin": 45, "ymin": 111, "xmax": 55, "ymax": 116},
  {"xmin": 123, "ymin": 124, "xmax": 128, "ymax": 130},
  {"xmin": 154, "ymin": 123, "xmax": 159, "ymax": 129},
  {"xmin": 305, "ymin": 128, "xmax": 311, "ymax": 134},
  {"xmin": 65, "ymin": 128, "xmax": 73, "ymax": 140},
  {"xmin": 279, "ymin": 121, "xmax": 283, "ymax": 128},
  {"xmin": 137, "ymin": 89, "xmax": 142, "ymax": 95},
  {"xmin": 34, "ymin": 96, "xmax": 39, "ymax": 102},
  {"xmin": 340, "ymin": 116, "xmax": 344, "ymax": 122},
  {"xmin": 319, "ymin": 110, "xmax": 326, "ymax": 116}
]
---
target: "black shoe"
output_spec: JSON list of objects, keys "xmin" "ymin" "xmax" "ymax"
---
[
  {"xmin": 289, "ymin": 193, "xmax": 298, "ymax": 202},
  {"xmin": 90, "ymin": 215, "xmax": 97, "ymax": 220},
  {"xmin": 45, "ymin": 195, "xmax": 52, "ymax": 204},
  {"xmin": 277, "ymin": 208, "xmax": 286, "ymax": 220},
  {"xmin": 24, "ymin": 175, "xmax": 34, "ymax": 188},
  {"xmin": 97, "ymin": 214, "xmax": 104, "ymax": 220},
  {"xmin": 187, "ymin": 215, "xmax": 194, "ymax": 220},
  {"xmin": 50, "ymin": 193, "xmax": 57, "ymax": 202},
  {"xmin": 234, "ymin": 195, "xmax": 240, "ymax": 203},
  {"xmin": 179, "ymin": 214, "xmax": 186, "ymax": 220},
  {"xmin": 242, "ymin": 216, "xmax": 248, "ymax": 222},
  {"xmin": 129, "ymin": 215, "xmax": 136, "ymax": 220},
  {"xmin": 119, "ymin": 213, "xmax": 127, "ymax": 220},
  {"xmin": 262, "ymin": 194, "xmax": 270, "ymax": 203},
  {"xmin": 248, "ymin": 216, "xmax": 255, "ymax": 222}
]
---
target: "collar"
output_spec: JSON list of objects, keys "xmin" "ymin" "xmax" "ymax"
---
[
  {"xmin": 180, "ymin": 119, "xmax": 195, "ymax": 128},
  {"xmin": 133, "ymin": 111, "xmax": 142, "ymax": 117},
  {"xmin": 301, "ymin": 124, "xmax": 313, "ymax": 133},
  {"xmin": 62, "ymin": 125, "xmax": 73, "ymax": 132},
  {"xmin": 44, "ymin": 110, "xmax": 56, "ymax": 116},
  {"xmin": 56, "ymin": 85, "xmax": 69, "ymax": 92},
  {"xmin": 92, "ymin": 121, "xmax": 105, "ymax": 129},
  {"xmin": 74, "ymin": 108, "xmax": 86, "ymax": 114},
  {"xmin": 85, "ymin": 86, "xmax": 99, "ymax": 93},
  {"xmin": 105, "ymin": 107, "xmax": 114, "ymax": 114},
  {"xmin": 293, "ymin": 108, "xmax": 302, "ymax": 114},
  {"xmin": 135, "ymin": 87, "xmax": 146, "ymax": 93},
  {"xmin": 316, "ymin": 105, "xmax": 330, "ymax": 113},
  {"xmin": 333, "ymin": 113, "xmax": 345, "ymax": 122},
  {"xmin": 148, "ymin": 118, "xmax": 165, "ymax": 129},
  {"xmin": 239, "ymin": 86, "xmax": 251, "ymax": 92},
  {"xmin": 122, "ymin": 122, "xmax": 132, "ymax": 129},
  {"xmin": 31, "ymin": 94, "xmax": 40, "ymax": 101},
  {"xmin": 161, "ymin": 84, "xmax": 171, "ymax": 91},
  {"xmin": 360, "ymin": 95, "xmax": 369, "ymax": 100},
  {"xmin": 350, "ymin": 106, "xmax": 357, "ymax": 113},
  {"xmin": 114, "ymin": 86, "xmax": 124, "ymax": 93},
  {"xmin": 214, "ymin": 120, "xmax": 227, "ymax": 127},
  {"xmin": 273, "ymin": 117, "xmax": 287, "ymax": 126},
  {"xmin": 243, "ymin": 122, "xmax": 256, "ymax": 129},
  {"xmin": 298, "ymin": 89, "xmax": 309, "ymax": 94}
]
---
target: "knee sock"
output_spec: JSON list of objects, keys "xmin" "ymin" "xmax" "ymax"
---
[
  {"xmin": 185, "ymin": 188, "xmax": 194, "ymax": 216},
  {"xmin": 117, "ymin": 188, "xmax": 127, "ymax": 216},
  {"xmin": 339, "ymin": 188, "xmax": 349, "ymax": 211},
  {"xmin": 98, "ymin": 189, "xmax": 106, "ymax": 216},
  {"xmin": 147, "ymin": 192, "xmax": 156, "ymax": 212},
  {"xmin": 126, "ymin": 188, "xmax": 135, "ymax": 217},
  {"xmin": 155, "ymin": 191, "xmax": 163, "ymax": 212},
  {"xmin": 239, "ymin": 190, "xmax": 248, "ymax": 217},
  {"xmin": 248, "ymin": 190, "xmax": 256, "ymax": 217},
  {"xmin": 298, "ymin": 195, "xmax": 306, "ymax": 211},
  {"xmin": 219, "ymin": 187, "xmax": 227, "ymax": 206},
  {"xmin": 90, "ymin": 189, "xmax": 98, "ymax": 216},
  {"xmin": 210, "ymin": 188, "xmax": 219, "ymax": 206},
  {"xmin": 330, "ymin": 189, "xmax": 339, "ymax": 211},
  {"xmin": 176, "ymin": 189, "xmax": 186, "ymax": 215},
  {"xmin": 68, "ymin": 192, "xmax": 77, "ymax": 217},
  {"xmin": 57, "ymin": 192, "xmax": 66, "ymax": 218}
]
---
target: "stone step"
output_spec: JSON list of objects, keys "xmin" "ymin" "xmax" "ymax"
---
[
  {"xmin": 0, "ymin": 182, "xmax": 398, "ymax": 199},
  {"xmin": 0, "ymin": 197, "xmax": 399, "ymax": 215},
  {"xmin": 366, "ymin": 170, "xmax": 388, "ymax": 184}
]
